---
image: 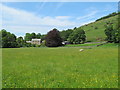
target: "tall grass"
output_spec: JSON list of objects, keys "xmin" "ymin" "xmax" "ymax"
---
[{"xmin": 2, "ymin": 46, "xmax": 118, "ymax": 88}]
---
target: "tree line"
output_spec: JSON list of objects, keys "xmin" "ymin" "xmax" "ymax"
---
[
  {"xmin": 0, "ymin": 28, "xmax": 86, "ymax": 48},
  {"xmin": 0, "ymin": 23, "xmax": 119, "ymax": 48},
  {"xmin": 96, "ymin": 12, "xmax": 120, "ymax": 21}
]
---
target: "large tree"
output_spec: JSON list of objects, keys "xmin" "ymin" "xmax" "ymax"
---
[
  {"xmin": 31, "ymin": 33, "xmax": 36, "ymax": 39},
  {"xmin": 1, "ymin": 29, "xmax": 17, "ymax": 48},
  {"xmin": 68, "ymin": 28, "xmax": 86, "ymax": 44},
  {"xmin": 45, "ymin": 28, "xmax": 62, "ymax": 47},
  {"xmin": 60, "ymin": 29, "xmax": 73, "ymax": 41},
  {"xmin": 24, "ymin": 33, "xmax": 32, "ymax": 41},
  {"xmin": 36, "ymin": 33, "xmax": 41, "ymax": 39},
  {"xmin": 24, "ymin": 33, "xmax": 41, "ymax": 41}
]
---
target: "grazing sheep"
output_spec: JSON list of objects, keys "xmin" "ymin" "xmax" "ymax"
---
[{"xmin": 79, "ymin": 49, "xmax": 84, "ymax": 52}]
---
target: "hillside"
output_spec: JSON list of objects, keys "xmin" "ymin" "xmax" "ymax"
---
[{"xmin": 77, "ymin": 14, "xmax": 118, "ymax": 42}]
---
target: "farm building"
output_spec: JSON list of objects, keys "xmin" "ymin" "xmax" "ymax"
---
[{"xmin": 26, "ymin": 39, "xmax": 41, "ymax": 45}]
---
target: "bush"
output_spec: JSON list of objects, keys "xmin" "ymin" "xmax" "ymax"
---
[
  {"xmin": 95, "ymin": 27, "xmax": 98, "ymax": 29},
  {"xmin": 40, "ymin": 40, "xmax": 46, "ymax": 47},
  {"xmin": 31, "ymin": 44, "xmax": 36, "ymax": 47},
  {"xmin": 36, "ymin": 45, "xmax": 41, "ymax": 47}
]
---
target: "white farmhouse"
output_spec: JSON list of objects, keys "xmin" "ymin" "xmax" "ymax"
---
[
  {"xmin": 31, "ymin": 39, "xmax": 41, "ymax": 45},
  {"xmin": 26, "ymin": 39, "xmax": 41, "ymax": 45}
]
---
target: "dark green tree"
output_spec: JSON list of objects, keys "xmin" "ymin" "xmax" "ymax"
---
[
  {"xmin": 24, "ymin": 33, "xmax": 32, "ymax": 41},
  {"xmin": 60, "ymin": 29, "xmax": 73, "ymax": 41},
  {"xmin": 104, "ymin": 24, "xmax": 117, "ymax": 43},
  {"xmin": 25, "ymin": 33, "xmax": 41, "ymax": 41},
  {"xmin": 45, "ymin": 28, "xmax": 62, "ymax": 47},
  {"xmin": 68, "ymin": 28, "xmax": 86, "ymax": 44},
  {"xmin": 1, "ymin": 29, "xmax": 17, "ymax": 48},
  {"xmin": 31, "ymin": 33, "xmax": 36, "ymax": 39},
  {"xmin": 36, "ymin": 33, "xmax": 41, "ymax": 39},
  {"xmin": 17, "ymin": 37, "xmax": 25, "ymax": 47}
]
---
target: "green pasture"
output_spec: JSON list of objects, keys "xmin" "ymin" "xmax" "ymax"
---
[
  {"xmin": 2, "ymin": 44, "xmax": 118, "ymax": 88},
  {"xmin": 65, "ymin": 43, "xmax": 103, "ymax": 47}
]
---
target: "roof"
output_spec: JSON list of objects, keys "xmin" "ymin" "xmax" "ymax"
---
[{"xmin": 32, "ymin": 39, "xmax": 41, "ymax": 41}]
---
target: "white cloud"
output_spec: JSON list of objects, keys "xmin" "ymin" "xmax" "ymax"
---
[
  {"xmin": 2, "ymin": 4, "xmax": 75, "ymax": 27},
  {"xmin": 3, "ymin": 26, "xmax": 52, "ymax": 35},
  {"xmin": 1, "ymin": 3, "xmax": 77, "ymax": 36},
  {"xmin": 1, "ymin": 2, "xmax": 114, "ymax": 37},
  {"xmin": 3, "ymin": 25, "xmax": 75, "ymax": 37}
]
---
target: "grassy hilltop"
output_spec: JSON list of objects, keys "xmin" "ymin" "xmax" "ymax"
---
[{"xmin": 77, "ymin": 14, "xmax": 118, "ymax": 42}]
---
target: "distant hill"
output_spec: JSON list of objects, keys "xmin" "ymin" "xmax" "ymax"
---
[{"xmin": 76, "ymin": 12, "xmax": 118, "ymax": 42}]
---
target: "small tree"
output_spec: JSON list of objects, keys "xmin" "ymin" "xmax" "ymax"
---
[
  {"xmin": 45, "ymin": 28, "xmax": 62, "ymax": 47},
  {"xmin": 60, "ymin": 29, "xmax": 73, "ymax": 41},
  {"xmin": 95, "ymin": 27, "xmax": 98, "ymax": 29},
  {"xmin": 105, "ymin": 24, "xmax": 115, "ymax": 43},
  {"xmin": 17, "ymin": 37, "xmax": 25, "ymax": 47}
]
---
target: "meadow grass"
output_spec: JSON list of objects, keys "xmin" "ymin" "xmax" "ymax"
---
[
  {"xmin": 65, "ymin": 43, "xmax": 102, "ymax": 47},
  {"xmin": 2, "ymin": 45, "xmax": 118, "ymax": 88}
]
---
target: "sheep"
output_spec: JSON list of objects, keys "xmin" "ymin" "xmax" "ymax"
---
[{"xmin": 79, "ymin": 49, "xmax": 84, "ymax": 52}]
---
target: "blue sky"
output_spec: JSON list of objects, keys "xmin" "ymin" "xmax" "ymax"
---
[{"xmin": 1, "ymin": 2, "xmax": 118, "ymax": 37}]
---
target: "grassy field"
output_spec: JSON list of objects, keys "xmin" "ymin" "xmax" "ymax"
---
[
  {"xmin": 65, "ymin": 43, "xmax": 103, "ymax": 47},
  {"xmin": 2, "ymin": 44, "xmax": 118, "ymax": 88}
]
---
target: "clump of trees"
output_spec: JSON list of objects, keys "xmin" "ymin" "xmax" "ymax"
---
[
  {"xmin": 0, "ymin": 29, "xmax": 17, "ymax": 48},
  {"xmin": 45, "ymin": 28, "xmax": 62, "ymax": 47},
  {"xmin": 24, "ymin": 32, "xmax": 46, "ymax": 43},
  {"xmin": 0, "ymin": 29, "xmax": 40, "ymax": 48},
  {"xmin": 24, "ymin": 33, "xmax": 41, "ymax": 41},
  {"xmin": 60, "ymin": 29, "xmax": 73, "ymax": 41},
  {"xmin": 68, "ymin": 28, "xmax": 86, "ymax": 44},
  {"xmin": 104, "ymin": 24, "xmax": 119, "ymax": 43}
]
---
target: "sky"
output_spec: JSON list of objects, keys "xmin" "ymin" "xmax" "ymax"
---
[{"xmin": 0, "ymin": 2, "xmax": 118, "ymax": 37}]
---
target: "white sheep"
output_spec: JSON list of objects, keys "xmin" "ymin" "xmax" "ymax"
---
[{"xmin": 79, "ymin": 49, "xmax": 84, "ymax": 52}]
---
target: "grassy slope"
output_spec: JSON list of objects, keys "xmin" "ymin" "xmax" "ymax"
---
[
  {"xmin": 77, "ymin": 15, "xmax": 118, "ymax": 42},
  {"xmin": 2, "ymin": 45, "xmax": 118, "ymax": 88}
]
